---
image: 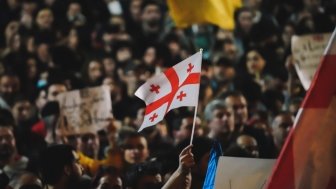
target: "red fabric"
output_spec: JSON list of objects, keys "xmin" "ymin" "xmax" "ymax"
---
[
  {"xmin": 266, "ymin": 129, "xmax": 295, "ymax": 188},
  {"xmin": 31, "ymin": 120, "xmax": 47, "ymax": 138},
  {"xmin": 302, "ymin": 55, "xmax": 336, "ymax": 108}
]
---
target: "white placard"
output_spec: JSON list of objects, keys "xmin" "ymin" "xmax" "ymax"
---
[
  {"xmin": 214, "ymin": 157, "xmax": 276, "ymax": 189},
  {"xmin": 291, "ymin": 33, "xmax": 331, "ymax": 90},
  {"xmin": 57, "ymin": 86, "xmax": 112, "ymax": 135}
]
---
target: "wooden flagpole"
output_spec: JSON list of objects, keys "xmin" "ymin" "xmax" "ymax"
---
[{"xmin": 190, "ymin": 48, "xmax": 203, "ymax": 145}]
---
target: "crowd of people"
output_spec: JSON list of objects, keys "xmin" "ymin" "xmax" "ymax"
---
[{"xmin": 0, "ymin": 0, "xmax": 335, "ymax": 188}]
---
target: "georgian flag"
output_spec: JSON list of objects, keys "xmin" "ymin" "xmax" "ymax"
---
[{"xmin": 135, "ymin": 52, "xmax": 202, "ymax": 131}]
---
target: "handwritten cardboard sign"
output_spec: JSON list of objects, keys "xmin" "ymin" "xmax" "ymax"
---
[
  {"xmin": 214, "ymin": 157, "xmax": 275, "ymax": 189},
  {"xmin": 292, "ymin": 33, "xmax": 331, "ymax": 90},
  {"xmin": 57, "ymin": 86, "xmax": 112, "ymax": 135}
]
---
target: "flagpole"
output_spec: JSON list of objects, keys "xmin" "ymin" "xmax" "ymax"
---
[{"xmin": 190, "ymin": 49, "xmax": 203, "ymax": 145}]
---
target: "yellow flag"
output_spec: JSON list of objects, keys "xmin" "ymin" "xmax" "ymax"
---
[{"xmin": 167, "ymin": 0, "xmax": 242, "ymax": 30}]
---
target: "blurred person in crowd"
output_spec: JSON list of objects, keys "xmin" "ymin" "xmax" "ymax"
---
[
  {"xmin": 46, "ymin": 82, "xmax": 67, "ymax": 102},
  {"xmin": 19, "ymin": 0, "xmax": 38, "ymax": 32},
  {"xmin": 0, "ymin": 122, "xmax": 32, "ymax": 189},
  {"xmin": 82, "ymin": 59, "xmax": 105, "ymax": 87},
  {"xmin": 212, "ymin": 38, "xmax": 239, "ymax": 64},
  {"xmin": 132, "ymin": 0, "xmax": 164, "ymax": 55},
  {"xmin": 125, "ymin": 160, "xmax": 162, "ymax": 189},
  {"xmin": 125, "ymin": 0, "xmax": 143, "ymax": 37},
  {"xmin": 77, "ymin": 133, "xmax": 100, "ymax": 160},
  {"xmin": 11, "ymin": 96, "xmax": 47, "ymax": 168},
  {"xmin": 272, "ymin": 111, "xmax": 294, "ymax": 154},
  {"xmin": 222, "ymin": 91, "xmax": 276, "ymax": 158},
  {"xmin": 66, "ymin": 2, "xmax": 86, "ymax": 28},
  {"xmin": 34, "ymin": 9, "xmax": 57, "ymax": 44},
  {"xmin": 210, "ymin": 57, "xmax": 236, "ymax": 96},
  {"xmin": 11, "ymin": 96, "xmax": 35, "ymax": 127},
  {"xmin": 96, "ymin": 16, "xmax": 129, "ymax": 54},
  {"xmin": 92, "ymin": 166, "xmax": 123, "ymax": 189},
  {"xmin": 172, "ymin": 113, "xmax": 203, "ymax": 145},
  {"xmin": 20, "ymin": 55, "xmax": 39, "ymax": 99},
  {"xmin": 0, "ymin": 3, "xmax": 20, "ymax": 48},
  {"xmin": 288, "ymin": 97, "xmax": 302, "ymax": 117},
  {"xmin": 102, "ymin": 56, "xmax": 117, "ymax": 78},
  {"xmin": 204, "ymin": 99, "xmax": 235, "ymax": 150},
  {"xmin": 281, "ymin": 21, "xmax": 296, "ymax": 51},
  {"xmin": 245, "ymin": 48, "xmax": 267, "ymax": 88},
  {"xmin": 52, "ymin": 28, "xmax": 86, "ymax": 74},
  {"xmin": 102, "ymin": 76, "xmax": 135, "ymax": 121},
  {"xmin": 39, "ymin": 144, "xmax": 91, "ymax": 189},
  {"xmin": 234, "ymin": 7, "xmax": 253, "ymax": 54},
  {"xmin": 236, "ymin": 134, "xmax": 259, "ymax": 158},
  {"xmin": 292, "ymin": 0, "xmax": 333, "ymax": 34},
  {"xmin": 120, "ymin": 132, "xmax": 149, "ymax": 167},
  {"xmin": 0, "ymin": 72, "xmax": 21, "ymax": 109},
  {"xmin": 35, "ymin": 42, "xmax": 53, "ymax": 70},
  {"xmin": 30, "ymin": 81, "xmax": 67, "ymax": 140},
  {"xmin": 262, "ymin": 89, "xmax": 285, "ymax": 117},
  {"xmin": 2, "ymin": 21, "xmax": 20, "ymax": 50},
  {"xmin": 1, "ymin": 21, "xmax": 20, "ymax": 58}
]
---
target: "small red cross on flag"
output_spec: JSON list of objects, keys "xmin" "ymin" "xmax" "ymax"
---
[
  {"xmin": 135, "ymin": 51, "xmax": 202, "ymax": 131},
  {"xmin": 177, "ymin": 91, "xmax": 186, "ymax": 101},
  {"xmin": 150, "ymin": 84, "xmax": 160, "ymax": 94}
]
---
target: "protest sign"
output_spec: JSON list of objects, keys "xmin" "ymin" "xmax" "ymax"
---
[
  {"xmin": 292, "ymin": 33, "xmax": 331, "ymax": 90},
  {"xmin": 214, "ymin": 157, "xmax": 275, "ymax": 189},
  {"xmin": 57, "ymin": 86, "xmax": 112, "ymax": 135}
]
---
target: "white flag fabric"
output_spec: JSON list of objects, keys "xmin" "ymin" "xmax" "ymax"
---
[{"xmin": 135, "ymin": 52, "xmax": 202, "ymax": 131}]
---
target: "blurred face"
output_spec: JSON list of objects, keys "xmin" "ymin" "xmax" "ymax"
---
[
  {"xmin": 116, "ymin": 47, "xmax": 132, "ymax": 63},
  {"xmin": 26, "ymin": 58, "xmax": 38, "ymax": 79},
  {"xmin": 64, "ymin": 135, "xmax": 81, "ymax": 151},
  {"xmin": 47, "ymin": 84, "xmax": 67, "ymax": 101},
  {"xmin": 175, "ymin": 117, "xmax": 202, "ymax": 143},
  {"xmin": 143, "ymin": 46, "xmax": 156, "ymax": 65},
  {"xmin": 223, "ymin": 42, "xmax": 238, "ymax": 61},
  {"xmin": 225, "ymin": 95, "xmax": 248, "ymax": 126},
  {"xmin": 123, "ymin": 136, "xmax": 149, "ymax": 164},
  {"xmin": 97, "ymin": 175, "xmax": 122, "ymax": 189},
  {"xmin": 272, "ymin": 114, "xmax": 294, "ymax": 149},
  {"xmin": 103, "ymin": 77, "xmax": 118, "ymax": 95},
  {"xmin": 36, "ymin": 9, "xmax": 53, "ymax": 29},
  {"xmin": 12, "ymin": 100, "xmax": 33, "ymax": 123},
  {"xmin": 237, "ymin": 135, "xmax": 259, "ymax": 157},
  {"xmin": 80, "ymin": 133, "xmax": 99, "ymax": 159},
  {"xmin": 238, "ymin": 10, "xmax": 253, "ymax": 33},
  {"xmin": 246, "ymin": 50, "xmax": 265, "ymax": 74},
  {"xmin": 208, "ymin": 107, "xmax": 234, "ymax": 135},
  {"xmin": 0, "ymin": 75, "xmax": 20, "ymax": 102},
  {"xmin": 141, "ymin": 4, "xmax": 161, "ymax": 33},
  {"xmin": 213, "ymin": 65, "xmax": 235, "ymax": 82},
  {"xmin": 103, "ymin": 58, "xmax": 116, "ymax": 75},
  {"xmin": 68, "ymin": 3, "xmax": 81, "ymax": 17},
  {"xmin": 282, "ymin": 24, "xmax": 295, "ymax": 47},
  {"xmin": 88, "ymin": 61, "xmax": 103, "ymax": 83},
  {"xmin": 130, "ymin": 0, "xmax": 142, "ymax": 21},
  {"xmin": 0, "ymin": 127, "xmax": 16, "ymax": 163}
]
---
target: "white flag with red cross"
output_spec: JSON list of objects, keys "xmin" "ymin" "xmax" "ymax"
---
[{"xmin": 135, "ymin": 51, "xmax": 202, "ymax": 131}]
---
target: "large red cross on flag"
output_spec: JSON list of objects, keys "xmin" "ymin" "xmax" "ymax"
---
[
  {"xmin": 266, "ymin": 28, "xmax": 336, "ymax": 189},
  {"xmin": 135, "ymin": 52, "xmax": 202, "ymax": 131}
]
